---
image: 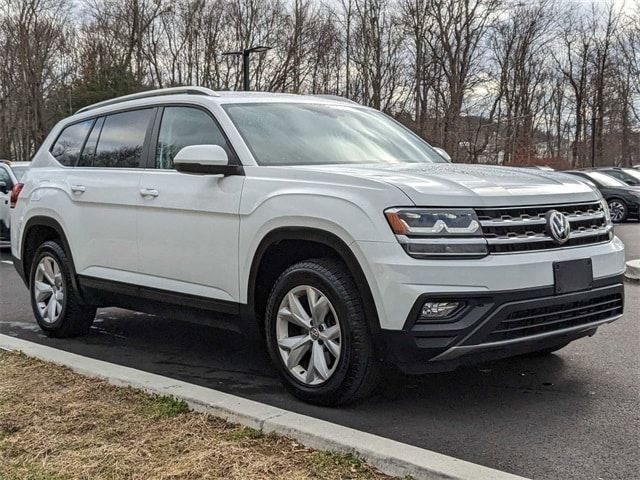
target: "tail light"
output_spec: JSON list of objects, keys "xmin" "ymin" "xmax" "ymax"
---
[{"xmin": 10, "ymin": 183, "xmax": 23, "ymax": 208}]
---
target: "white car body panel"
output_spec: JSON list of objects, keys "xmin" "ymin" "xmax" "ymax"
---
[{"xmin": 137, "ymin": 169, "xmax": 244, "ymax": 302}]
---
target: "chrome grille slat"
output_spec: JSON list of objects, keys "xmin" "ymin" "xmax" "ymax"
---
[{"xmin": 475, "ymin": 201, "xmax": 610, "ymax": 253}]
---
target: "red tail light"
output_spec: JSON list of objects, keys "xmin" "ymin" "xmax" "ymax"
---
[{"xmin": 10, "ymin": 183, "xmax": 23, "ymax": 208}]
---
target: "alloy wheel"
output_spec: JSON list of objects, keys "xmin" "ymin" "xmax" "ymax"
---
[
  {"xmin": 608, "ymin": 200, "xmax": 626, "ymax": 222},
  {"xmin": 33, "ymin": 256, "xmax": 64, "ymax": 324},
  {"xmin": 276, "ymin": 285, "xmax": 342, "ymax": 386}
]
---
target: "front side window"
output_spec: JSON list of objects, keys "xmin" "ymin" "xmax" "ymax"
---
[
  {"xmin": 223, "ymin": 102, "xmax": 446, "ymax": 166},
  {"xmin": 94, "ymin": 109, "xmax": 153, "ymax": 168},
  {"xmin": 156, "ymin": 106, "xmax": 232, "ymax": 169},
  {"xmin": 50, "ymin": 119, "xmax": 94, "ymax": 166}
]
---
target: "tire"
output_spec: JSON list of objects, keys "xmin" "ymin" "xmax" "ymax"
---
[
  {"xmin": 265, "ymin": 258, "xmax": 380, "ymax": 406},
  {"xmin": 608, "ymin": 198, "xmax": 628, "ymax": 223},
  {"xmin": 29, "ymin": 240, "xmax": 96, "ymax": 338}
]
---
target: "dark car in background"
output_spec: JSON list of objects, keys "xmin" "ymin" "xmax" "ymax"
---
[
  {"xmin": 564, "ymin": 169, "xmax": 640, "ymax": 223},
  {"xmin": 596, "ymin": 167, "xmax": 640, "ymax": 186}
]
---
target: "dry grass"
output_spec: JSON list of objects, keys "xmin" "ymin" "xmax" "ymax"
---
[{"xmin": 0, "ymin": 350, "xmax": 390, "ymax": 480}]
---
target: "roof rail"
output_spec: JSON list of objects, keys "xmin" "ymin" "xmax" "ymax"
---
[
  {"xmin": 75, "ymin": 86, "xmax": 220, "ymax": 115},
  {"xmin": 312, "ymin": 94, "xmax": 360, "ymax": 105}
]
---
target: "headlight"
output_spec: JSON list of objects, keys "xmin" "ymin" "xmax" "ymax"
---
[
  {"xmin": 601, "ymin": 199, "xmax": 612, "ymax": 224},
  {"xmin": 385, "ymin": 208, "xmax": 487, "ymax": 258}
]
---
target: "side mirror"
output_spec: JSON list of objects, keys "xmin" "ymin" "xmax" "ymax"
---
[
  {"xmin": 0, "ymin": 181, "xmax": 7, "ymax": 194},
  {"xmin": 433, "ymin": 147, "xmax": 452, "ymax": 162},
  {"xmin": 173, "ymin": 145, "xmax": 243, "ymax": 176}
]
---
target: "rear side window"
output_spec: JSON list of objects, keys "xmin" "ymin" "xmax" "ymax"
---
[
  {"xmin": 94, "ymin": 109, "xmax": 153, "ymax": 168},
  {"xmin": 50, "ymin": 119, "xmax": 94, "ymax": 166},
  {"xmin": 155, "ymin": 106, "xmax": 233, "ymax": 169}
]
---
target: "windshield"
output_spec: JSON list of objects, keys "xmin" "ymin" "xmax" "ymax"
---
[
  {"xmin": 585, "ymin": 171, "xmax": 627, "ymax": 187},
  {"xmin": 11, "ymin": 165, "xmax": 27, "ymax": 181},
  {"xmin": 223, "ymin": 103, "xmax": 447, "ymax": 166},
  {"xmin": 622, "ymin": 169, "xmax": 640, "ymax": 182}
]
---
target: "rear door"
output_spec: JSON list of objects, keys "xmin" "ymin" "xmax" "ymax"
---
[
  {"xmin": 59, "ymin": 108, "xmax": 155, "ymax": 282},
  {"xmin": 136, "ymin": 105, "xmax": 244, "ymax": 305}
]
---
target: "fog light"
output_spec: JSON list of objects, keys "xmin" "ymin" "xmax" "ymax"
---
[{"xmin": 419, "ymin": 301, "xmax": 464, "ymax": 321}]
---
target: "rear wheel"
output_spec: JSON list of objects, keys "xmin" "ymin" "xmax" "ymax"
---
[
  {"xmin": 608, "ymin": 199, "xmax": 628, "ymax": 223},
  {"xmin": 29, "ymin": 240, "xmax": 96, "ymax": 337},
  {"xmin": 265, "ymin": 258, "xmax": 380, "ymax": 406}
]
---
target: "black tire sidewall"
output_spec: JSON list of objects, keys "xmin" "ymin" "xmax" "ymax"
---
[
  {"xmin": 29, "ymin": 242, "xmax": 70, "ymax": 332},
  {"xmin": 265, "ymin": 264, "xmax": 363, "ymax": 398}
]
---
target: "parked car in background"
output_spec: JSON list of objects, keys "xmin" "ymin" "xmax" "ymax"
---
[
  {"xmin": 0, "ymin": 160, "xmax": 29, "ymax": 241},
  {"xmin": 10, "ymin": 87, "xmax": 626, "ymax": 405},
  {"xmin": 596, "ymin": 167, "xmax": 640, "ymax": 187},
  {"xmin": 564, "ymin": 170, "xmax": 640, "ymax": 222}
]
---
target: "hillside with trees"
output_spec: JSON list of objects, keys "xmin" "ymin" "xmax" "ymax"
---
[{"xmin": 0, "ymin": 0, "xmax": 638, "ymax": 167}]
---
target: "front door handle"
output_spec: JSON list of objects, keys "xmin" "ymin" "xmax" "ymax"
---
[
  {"xmin": 140, "ymin": 188, "xmax": 159, "ymax": 198},
  {"xmin": 70, "ymin": 185, "xmax": 86, "ymax": 194}
]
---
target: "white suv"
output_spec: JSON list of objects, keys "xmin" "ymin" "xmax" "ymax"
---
[{"xmin": 10, "ymin": 87, "xmax": 626, "ymax": 405}]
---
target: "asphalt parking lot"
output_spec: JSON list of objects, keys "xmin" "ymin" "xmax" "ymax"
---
[{"xmin": 1, "ymin": 224, "xmax": 639, "ymax": 480}]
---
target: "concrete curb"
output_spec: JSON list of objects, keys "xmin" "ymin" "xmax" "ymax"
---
[
  {"xmin": 624, "ymin": 260, "xmax": 640, "ymax": 282},
  {"xmin": 0, "ymin": 334, "xmax": 528, "ymax": 480}
]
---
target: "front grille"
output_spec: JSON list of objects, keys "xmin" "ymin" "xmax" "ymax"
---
[
  {"xmin": 475, "ymin": 202, "xmax": 612, "ymax": 253},
  {"xmin": 484, "ymin": 293, "xmax": 623, "ymax": 343}
]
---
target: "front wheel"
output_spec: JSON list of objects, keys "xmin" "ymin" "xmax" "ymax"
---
[
  {"xmin": 265, "ymin": 258, "xmax": 380, "ymax": 406},
  {"xmin": 29, "ymin": 240, "xmax": 96, "ymax": 337},
  {"xmin": 608, "ymin": 199, "xmax": 628, "ymax": 223}
]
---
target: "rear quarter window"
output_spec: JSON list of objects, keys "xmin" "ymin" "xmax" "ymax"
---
[{"xmin": 50, "ymin": 119, "xmax": 95, "ymax": 166}]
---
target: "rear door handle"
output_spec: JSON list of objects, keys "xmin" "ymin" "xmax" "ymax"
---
[
  {"xmin": 140, "ymin": 188, "xmax": 159, "ymax": 198},
  {"xmin": 70, "ymin": 185, "xmax": 86, "ymax": 194}
]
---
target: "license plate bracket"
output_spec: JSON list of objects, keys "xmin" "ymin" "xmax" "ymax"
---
[{"xmin": 553, "ymin": 258, "xmax": 593, "ymax": 294}]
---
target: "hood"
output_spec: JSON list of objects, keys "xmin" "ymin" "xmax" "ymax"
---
[{"xmin": 295, "ymin": 163, "xmax": 600, "ymax": 207}]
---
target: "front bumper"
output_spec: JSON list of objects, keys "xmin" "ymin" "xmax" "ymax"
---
[{"xmin": 378, "ymin": 274, "xmax": 624, "ymax": 374}]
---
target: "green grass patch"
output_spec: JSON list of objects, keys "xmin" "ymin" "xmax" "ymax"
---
[
  {"xmin": 309, "ymin": 450, "xmax": 367, "ymax": 472},
  {"xmin": 229, "ymin": 426, "xmax": 264, "ymax": 441},
  {"xmin": 140, "ymin": 394, "xmax": 189, "ymax": 419}
]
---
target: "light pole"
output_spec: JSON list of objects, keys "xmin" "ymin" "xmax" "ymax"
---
[{"xmin": 222, "ymin": 46, "xmax": 272, "ymax": 91}]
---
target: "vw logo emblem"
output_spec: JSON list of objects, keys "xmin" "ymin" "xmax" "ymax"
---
[{"xmin": 546, "ymin": 210, "xmax": 571, "ymax": 244}]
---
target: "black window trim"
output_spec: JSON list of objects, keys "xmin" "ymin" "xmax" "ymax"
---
[
  {"xmin": 144, "ymin": 102, "xmax": 242, "ymax": 170},
  {"xmin": 77, "ymin": 117, "xmax": 106, "ymax": 167}
]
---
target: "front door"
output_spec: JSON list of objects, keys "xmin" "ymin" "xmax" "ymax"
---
[{"xmin": 136, "ymin": 105, "xmax": 244, "ymax": 304}]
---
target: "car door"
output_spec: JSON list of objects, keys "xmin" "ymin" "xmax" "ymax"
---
[
  {"xmin": 136, "ymin": 105, "xmax": 244, "ymax": 305},
  {"xmin": 58, "ymin": 108, "xmax": 155, "ymax": 282}
]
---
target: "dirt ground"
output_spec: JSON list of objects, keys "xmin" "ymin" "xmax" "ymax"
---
[{"xmin": 0, "ymin": 350, "xmax": 391, "ymax": 480}]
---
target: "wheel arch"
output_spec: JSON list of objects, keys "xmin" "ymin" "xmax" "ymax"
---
[
  {"xmin": 20, "ymin": 216, "xmax": 79, "ymax": 292},
  {"xmin": 246, "ymin": 227, "xmax": 381, "ymax": 337}
]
